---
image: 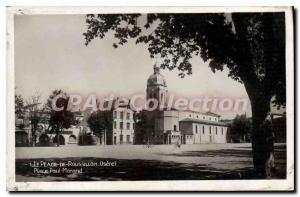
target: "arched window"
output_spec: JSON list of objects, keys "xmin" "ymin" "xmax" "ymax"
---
[
  {"xmin": 69, "ymin": 135, "xmax": 77, "ymax": 143},
  {"xmin": 53, "ymin": 135, "xmax": 65, "ymax": 145},
  {"xmin": 174, "ymin": 125, "xmax": 177, "ymax": 131},
  {"xmin": 38, "ymin": 134, "xmax": 50, "ymax": 146}
]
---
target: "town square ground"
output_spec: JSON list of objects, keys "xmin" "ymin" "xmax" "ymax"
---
[{"xmin": 15, "ymin": 143, "xmax": 286, "ymax": 181}]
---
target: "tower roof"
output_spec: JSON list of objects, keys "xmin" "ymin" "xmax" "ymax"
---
[{"xmin": 147, "ymin": 63, "xmax": 167, "ymax": 87}]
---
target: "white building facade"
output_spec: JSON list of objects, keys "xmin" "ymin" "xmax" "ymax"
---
[
  {"xmin": 112, "ymin": 106, "xmax": 135, "ymax": 145},
  {"xmin": 143, "ymin": 64, "xmax": 228, "ymax": 145}
]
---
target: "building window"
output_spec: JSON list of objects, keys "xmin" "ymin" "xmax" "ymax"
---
[
  {"xmin": 126, "ymin": 122, "xmax": 130, "ymax": 130},
  {"xmin": 215, "ymin": 127, "xmax": 218, "ymax": 135},
  {"xmin": 174, "ymin": 125, "xmax": 177, "ymax": 131},
  {"xmin": 203, "ymin": 117, "xmax": 205, "ymax": 119},
  {"xmin": 114, "ymin": 121, "xmax": 117, "ymax": 129},
  {"xmin": 120, "ymin": 122, "xmax": 123, "ymax": 130},
  {"xmin": 195, "ymin": 125, "xmax": 198, "ymax": 134},
  {"xmin": 113, "ymin": 111, "xmax": 117, "ymax": 119},
  {"xmin": 209, "ymin": 126, "xmax": 211, "ymax": 134},
  {"xmin": 120, "ymin": 112, "xmax": 124, "ymax": 119},
  {"xmin": 120, "ymin": 135, "xmax": 123, "ymax": 144},
  {"xmin": 126, "ymin": 112, "xmax": 130, "ymax": 120},
  {"xmin": 222, "ymin": 128, "xmax": 224, "ymax": 135},
  {"xmin": 126, "ymin": 135, "xmax": 130, "ymax": 143},
  {"xmin": 189, "ymin": 114, "xmax": 192, "ymax": 117},
  {"xmin": 209, "ymin": 117, "xmax": 211, "ymax": 120},
  {"xmin": 69, "ymin": 135, "xmax": 77, "ymax": 143},
  {"xmin": 215, "ymin": 118, "xmax": 217, "ymax": 121},
  {"xmin": 202, "ymin": 126, "xmax": 205, "ymax": 134}
]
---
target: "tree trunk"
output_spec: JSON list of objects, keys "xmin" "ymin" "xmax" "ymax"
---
[
  {"xmin": 31, "ymin": 130, "xmax": 36, "ymax": 147},
  {"xmin": 99, "ymin": 134, "xmax": 102, "ymax": 145},
  {"xmin": 31, "ymin": 123, "xmax": 37, "ymax": 147},
  {"xmin": 56, "ymin": 129, "xmax": 60, "ymax": 147},
  {"xmin": 250, "ymin": 96, "xmax": 275, "ymax": 178}
]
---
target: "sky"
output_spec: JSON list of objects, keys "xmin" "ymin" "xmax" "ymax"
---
[{"xmin": 14, "ymin": 14, "xmax": 254, "ymax": 119}]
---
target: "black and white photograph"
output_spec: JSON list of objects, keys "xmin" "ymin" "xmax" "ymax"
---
[{"xmin": 6, "ymin": 6, "xmax": 294, "ymax": 191}]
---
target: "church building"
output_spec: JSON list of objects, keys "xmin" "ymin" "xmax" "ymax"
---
[{"xmin": 136, "ymin": 64, "xmax": 228, "ymax": 145}]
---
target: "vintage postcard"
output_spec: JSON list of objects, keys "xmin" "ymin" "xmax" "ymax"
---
[{"xmin": 6, "ymin": 6, "xmax": 294, "ymax": 191}]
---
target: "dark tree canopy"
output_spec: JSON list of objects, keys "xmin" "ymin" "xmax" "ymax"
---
[
  {"xmin": 87, "ymin": 110, "xmax": 113, "ymax": 136},
  {"xmin": 84, "ymin": 13, "xmax": 286, "ymax": 108},
  {"xmin": 230, "ymin": 114, "xmax": 252, "ymax": 142},
  {"xmin": 46, "ymin": 90, "xmax": 75, "ymax": 136}
]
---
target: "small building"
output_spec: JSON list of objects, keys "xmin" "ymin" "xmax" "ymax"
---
[{"xmin": 179, "ymin": 118, "xmax": 228, "ymax": 144}]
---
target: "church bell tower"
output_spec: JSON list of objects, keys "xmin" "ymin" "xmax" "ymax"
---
[{"xmin": 146, "ymin": 63, "xmax": 168, "ymax": 109}]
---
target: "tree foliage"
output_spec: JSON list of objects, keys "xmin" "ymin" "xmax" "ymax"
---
[
  {"xmin": 230, "ymin": 114, "xmax": 252, "ymax": 142},
  {"xmin": 46, "ymin": 90, "xmax": 75, "ymax": 146},
  {"xmin": 25, "ymin": 94, "xmax": 44, "ymax": 146},
  {"xmin": 15, "ymin": 94, "xmax": 25, "ymax": 118},
  {"xmin": 87, "ymin": 110, "xmax": 113, "ymax": 136},
  {"xmin": 84, "ymin": 13, "xmax": 285, "ymax": 108},
  {"xmin": 133, "ymin": 110, "xmax": 154, "ymax": 144}
]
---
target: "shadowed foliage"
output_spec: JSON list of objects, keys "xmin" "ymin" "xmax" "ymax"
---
[{"xmin": 46, "ymin": 90, "xmax": 76, "ymax": 146}]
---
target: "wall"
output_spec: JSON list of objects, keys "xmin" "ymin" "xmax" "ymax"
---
[
  {"xmin": 213, "ymin": 126, "xmax": 227, "ymax": 143},
  {"xmin": 179, "ymin": 122, "xmax": 193, "ymax": 144},
  {"xmin": 179, "ymin": 111, "xmax": 219, "ymax": 122},
  {"xmin": 162, "ymin": 111, "xmax": 179, "ymax": 131},
  {"xmin": 180, "ymin": 121, "xmax": 227, "ymax": 144},
  {"xmin": 185, "ymin": 135, "xmax": 194, "ymax": 144}
]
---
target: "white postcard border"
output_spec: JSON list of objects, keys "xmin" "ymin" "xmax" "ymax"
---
[{"xmin": 6, "ymin": 6, "xmax": 294, "ymax": 191}]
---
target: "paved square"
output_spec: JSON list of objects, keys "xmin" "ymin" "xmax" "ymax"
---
[{"xmin": 16, "ymin": 143, "xmax": 286, "ymax": 181}]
